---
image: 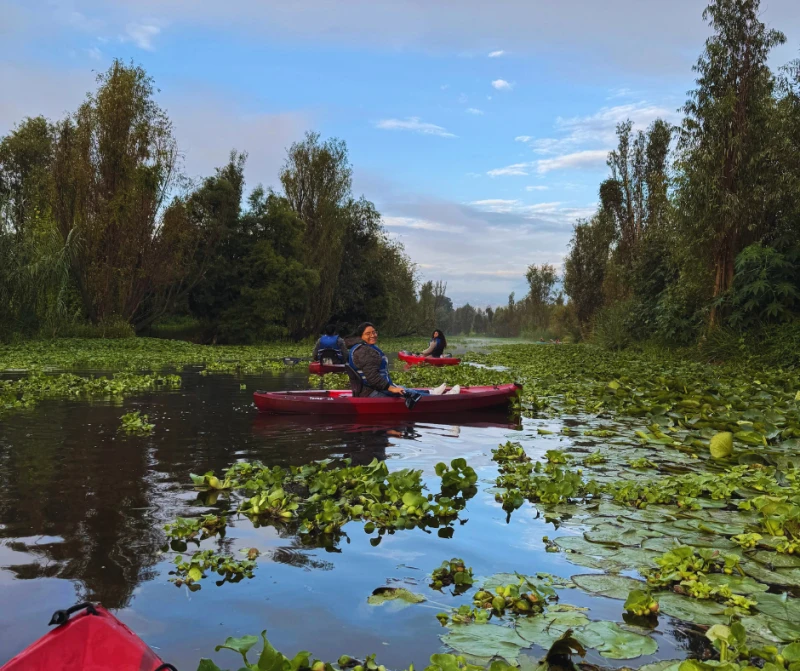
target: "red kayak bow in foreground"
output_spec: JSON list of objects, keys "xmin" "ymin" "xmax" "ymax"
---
[
  {"xmin": 253, "ymin": 383, "xmax": 520, "ymax": 415},
  {"xmin": 397, "ymin": 351, "xmax": 461, "ymax": 366},
  {"xmin": 1, "ymin": 603, "xmax": 174, "ymax": 671}
]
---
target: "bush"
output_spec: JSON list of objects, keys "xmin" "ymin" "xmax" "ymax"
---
[
  {"xmin": 58, "ymin": 317, "xmax": 135, "ymax": 339},
  {"xmin": 592, "ymin": 300, "xmax": 635, "ymax": 350}
]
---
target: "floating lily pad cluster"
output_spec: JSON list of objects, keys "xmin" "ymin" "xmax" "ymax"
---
[
  {"xmin": 170, "ymin": 549, "xmax": 256, "ymax": 589},
  {"xmin": 431, "ymin": 558, "xmax": 475, "ymax": 593},
  {"xmin": 118, "ymin": 410, "xmax": 155, "ymax": 435}
]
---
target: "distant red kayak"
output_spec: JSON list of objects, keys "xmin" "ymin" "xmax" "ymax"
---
[
  {"xmin": 253, "ymin": 383, "xmax": 520, "ymax": 415},
  {"xmin": 308, "ymin": 361, "xmax": 346, "ymax": 374},
  {"xmin": 398, "ymin": 351, "xmax": 461, "ymax": 366},
  {"xmin": 1, "ymin": 603, "xmax": 171, "ymax": 671}
]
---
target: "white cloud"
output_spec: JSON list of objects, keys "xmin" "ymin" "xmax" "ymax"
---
[
  {"xmin": 457, "ymin": 93, "xmax": 468, "ymax": 104},
  {"xmin": 124, "ymin": 22, "xmax": 160, "ymax": 50},
  {"xmin": 375, "ymin": 117, "xmax": 456, "ymax": 138},
  {"xmin": 487, "ymin": 162, "xmax": 533, "ymax": 177},
  {"xmin": 526, "ymin": 185, "xmax": 549, "ymax": 191},
  {"xmin": 607, "ymin": 87, "xmax": 634, "ymax": 99},
  {"xmin": 535, "ymin": 149, "xmax": 609, "ymax": 174},
  {"xmin": 466, "ymin": 108, "xmax": 484, "ymax": 115},
  {"xmin": 488, "ymin": 50, "xmax": 505, "ymax": 58},
  {"xmin": 440, "ymin": 84, "xmax": 450, "ymax": 90},
  {"xmin": 521, "ymin": 101, "xmax": 678, "ymax": 156},
  {"xmin": 491, "ymin": 79, "xmax": 514, "ymax": 91},
  {"xmin": 383, "ymin": 216, "xmax": 465, "ymax": 233},
  {"xmin": 85, "ymin": 46, "xmax": 102, "ymax": 60}
]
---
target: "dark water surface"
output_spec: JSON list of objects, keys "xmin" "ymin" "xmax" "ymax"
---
[{"xmin": 0, "ymin": 370, "xmax": 691, "ymax": 669}]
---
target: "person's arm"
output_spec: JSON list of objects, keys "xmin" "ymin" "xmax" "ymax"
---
[
  {"xmin": 312, "ymin": 338, "xmax": 321, "ymax": 361},
  {"xmin": 337, "ymin": 337, "xmax": 347, "ymax": 362},
  {"xmin": 352, "ymin": 347, "xmax": 391, "ymax": 391},
  {"xmin": 420, "ymin": 340, "xmax": 436, "ymax": 356}
]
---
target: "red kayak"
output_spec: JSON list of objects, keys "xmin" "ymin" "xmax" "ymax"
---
[
  {"xmin": 1, "ymin": 603, "xmax": 173, "ymax": 671},
  {"xmin": 398, "ymin": 351, "xmax": 461, "ymax": 366},
  {"xmin": 253, "ymin": 383, "xmax": 520, "ymax": 415},
  {"xmin": 308, "ymin": 361, "xmax": 346, "ymax": 375}
]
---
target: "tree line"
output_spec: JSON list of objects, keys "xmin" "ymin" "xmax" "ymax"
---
[
  {"xmin": 560, "ymin": 0, "xmax": 800, "ymax": 352},
  {"xmin": 0, "ymin": 62, "xmax": 422, "ymax": 343}
]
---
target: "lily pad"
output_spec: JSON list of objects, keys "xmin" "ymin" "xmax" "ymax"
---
[
  {"xmin": 584, "ymin": 525, "xmax": 657, "ymax": 547},
  {"xmin": 710, "ymin": 432, "xmax": 733, "ymax": 459},
  {"xmin": 367, "ymin": 587, "xmax": 425, "ymax": 608},
  {"xmin": 515, "ymin": 610, "xmax": 590, "ymax": 649},
  {"xmin": 638, "ymin": 661, "xmax": 682, "ymax": 671},
  {"xmin": 570, "ymin": 574, "xmax": 648, "ymax": 600},
  {"xmin": 744, "ymin": 562, "xmax": 800, "ymax": 588},
  {"xmin": 768, "ymin": 618, "xmax": 800, "ymax": 643},
  {"xmin": 739, "ymin": 614, "xmax": 791, "ymax": 644},
  {"xmin": 703, "ymin": 574, "xmax": 768, "ymax": 595},
  {"xmin": 751, "ymin": 550, "xmax": 800, "ymax": 568},
  {"xmin": 656, "ymin": 592, "xmax": 728, "ymax": 626},
  {"xmin": 754, "ymin": 591, "xmax": 800, "ymax": 622},
  {"xmin": 576, "ymin": 620, "xmax": 658, "ymax": 660},
  {"xmin": 442, "ymin": 623, "xmax": 526, "ymax": 664},
  {"xmin": 555, "ymin": 536, "xmax": 619, "ymax": 556}
]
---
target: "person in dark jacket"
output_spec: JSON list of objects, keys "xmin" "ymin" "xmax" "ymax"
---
[
  {"xmin": 347, "ymin": 323, "xmax": 405, "ymax": 397},
  {"xmin": 312, "ymin": 324, "xmax": 347, "ymax": 363},
  {"xmin": 347, "ymin": 323, "xmax": 460, "ymax": 398},
  {"xmin": 420, "ymin": 329, "xmax": 447, "ymax": 357}
]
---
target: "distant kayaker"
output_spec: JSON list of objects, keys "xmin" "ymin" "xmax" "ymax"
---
[
  {"xmin": 420, "ymin": 329, "xmax": 447, "ymax": 358},
  {"xmin": 347, "ymin": 322, "xmax": 459, "ymax": 397},
  {"xmin": 312, "ymin": 324, "xmax": 347, "ymax": 363}
]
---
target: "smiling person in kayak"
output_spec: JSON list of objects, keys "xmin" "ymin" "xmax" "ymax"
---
[
  {"xmin": 312, "ymin": 324, "xmax": 347, "ymax": 363},
  {"xmin": 347, "ymin": 322, "xmax": 459, "ymax": 397},
  {"xmin": 420, "ymin": 329, "xmax": 447, "ymax": 358}
]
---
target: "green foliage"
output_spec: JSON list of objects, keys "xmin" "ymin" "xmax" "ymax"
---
[
  {"xmin": 118, "ymin": 411, "xmax": 154, "ymax": 435},
  {"xmin": 592, "ymin": 300, "xmax": 635, "ymax": 350},
  {"xmin": 170, "ymin": 549, "xmax": 256, "ymax": 588},
  {"xmin": 430, "ymin": 558, "xmax": 474, "ymax": 593},
  {"xmin": 725, "ymin": 245, "xmax": 800, "ymax": 329}
]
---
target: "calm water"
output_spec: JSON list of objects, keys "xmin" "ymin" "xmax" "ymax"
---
[{"xmin": 0, "ymin": 369, "xmax": 693, "ymax": 670}]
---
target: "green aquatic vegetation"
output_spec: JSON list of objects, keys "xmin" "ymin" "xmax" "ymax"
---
[
  {"xmin": 472, "ymin": 573, "xmax": 553, "ymax": 616},
  {"xmin": 545, "ymin": 449, "xmax": 570, "ymax": 464},
  {"xmin": 629, "ymin": 457, "xmax": 657, "ymax": 469},
  {"xmin": 624, "ymin": 589, "xmax": 660, "ymax": 617},
  {"xmin": 0, "ymin": 370, "xmax": 181, "ymax": 416},
  {"xmin": 436, "ymin": 459, "xmax": 478, "ymax": 494},
  {"xmin": 491, "ymin": 441, "xmax": 530, "ymax": 470},
  {"xmin": 437, "ymin": 605, "xmax": 491, "ymax": 626},
  {"xmin": 430, "ymin": 558, "xmax": 474, "ymax": 593},
  {"xmin": 191, "ymin": 471, "xmax": 233, "ymax": 491},
  {"xmin": 164, "ymin": 514, "xmax": 227, "ymax": 541},
  {"xmin": 367, "ymin": 587, "xmax": 426, "ymax": 607},
  {"xmin": 732, "ymin": 533, "xmax": 763, "ymax": 550},
  {"xmin": 118, "ymin": 410, "xmax": 155, "ymax": 435},
  {"xmin": 495, "ymin": 461, "xmax": 590, "ymax": 508},
  {"xmin": 583, "ymin": 451, "xmax": 607, "ymax": 465},
  {"xmin": 170, "ymin": 549, "xmax": 256, "ymax": 588},
  {"xmin": 240, "ymin": 487, "xmax": 300, "ymax": 521}
]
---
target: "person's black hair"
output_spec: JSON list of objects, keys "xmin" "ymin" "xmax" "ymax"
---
[
  {"xmin": 354, "ymin": 322, "xmax": 376, "ymax": 338},
  {"xmin": 432, "ymin": 329, "xmax": 447, "ymax": 349},
  {"xmin": 324, "ymin": 324, "xmax": 336, "ymax": 336}
]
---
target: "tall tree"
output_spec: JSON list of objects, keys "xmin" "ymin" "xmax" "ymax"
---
[
  {"xmin": 564, "ymin": 215, "xmax": 615, "ymax": 326},
  {"xmin": 524, "ymin": 263, "xmax": 558, "ymax": 328},
  {"xmin": 280, "ymin": 131, "xmax": 352, "ymax": 336},
  {"xmin": 676, "ymin": 0, "xmax": 785, "ymax": 321},
  {"xmin": 51, "ymin": 60, "xmax": 190, "ymax": 326}
]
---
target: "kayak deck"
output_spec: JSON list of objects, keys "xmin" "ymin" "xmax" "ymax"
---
[
  {"xmin": 397, "ymin": 351, "xmax": 461, "ymax": 366},
  {"xmin": 308, "ymin": 361, "xmax": 346, "ymax": 374},
  {"xmin": 253, "ymin": 383, "xmax": 520, "ymax": 415}
]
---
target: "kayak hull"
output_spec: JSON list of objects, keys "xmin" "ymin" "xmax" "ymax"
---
[
  {"xmin": 1, "ymin": 604, "xmax": 166, "ymax": 671},
  {"xmin": 398, "ymin": 351, "xmax": 461, "ymax": 366},
  {"xmin": 253, "ymin": 383, "xmax": 521, "ymax": 415},
  {"xmin": 309, "ymin": 361, "xmax": 346, "ymax": 375}
]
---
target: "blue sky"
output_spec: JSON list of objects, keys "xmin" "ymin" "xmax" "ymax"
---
[{"xmin": 2, "ymin": 0, "xmax": 799, "ymax": 306}]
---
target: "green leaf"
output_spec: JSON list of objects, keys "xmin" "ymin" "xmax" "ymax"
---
[
  {"xmin": 215, "ymin": 634, "xmax": 260, "ymax": 657},
  {"xmin": 196, "ymin": 660, "xmax": 225, "ymax": 671},
  {"xmin": 755, "ymin": 592, "xmax": 800, "ymax": 622},
  {"xmin": 367, "ymin": 587, "xmax": 425, "ymax": 607},
  {"xmin": 570, "ymin": 574, "xmax": 647, "ymax": 600},
  {"xmin": 709, "ymin": 432, "xmax": 733, "ymax": 459},
  {"xmin": 638, "ymin": 661, "xmax": 682, "ymax": 671},
  {"xmin": 656, "ymin": 592, "xmax": 728, "ymax": 626},
  {"xmin": 576, "ymin": 620, "xmax": 657, "ymax": 659},
  {"xmin": 257, "ymin": 631, "xmax": 290, "ymax": 671},
  {"xmin": 441, "ymin": 623, "xmax": 526, "ymax": 665},
  {"xmin": 515, "ymin": 610, "xmax": 590, "ymax": 649},
  {"xmin": 188, "ymin": 566, "xmax": 203, "ymax": 582},
  {"xmin": 783, "ymin": 643, "xmax": 800, "ymax": 662},
  {"xmin": 703, "ymin": 573, "xmax": 768, "ymax": 595}
]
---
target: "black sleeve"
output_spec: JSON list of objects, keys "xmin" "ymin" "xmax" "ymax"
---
[
  {"xmin": 352, "ymin": 346, "xmax": 390, "ymax": 391},
  {"xmin": 337, "ymin": 337, "xmax": 347, "ymax": 361}
]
